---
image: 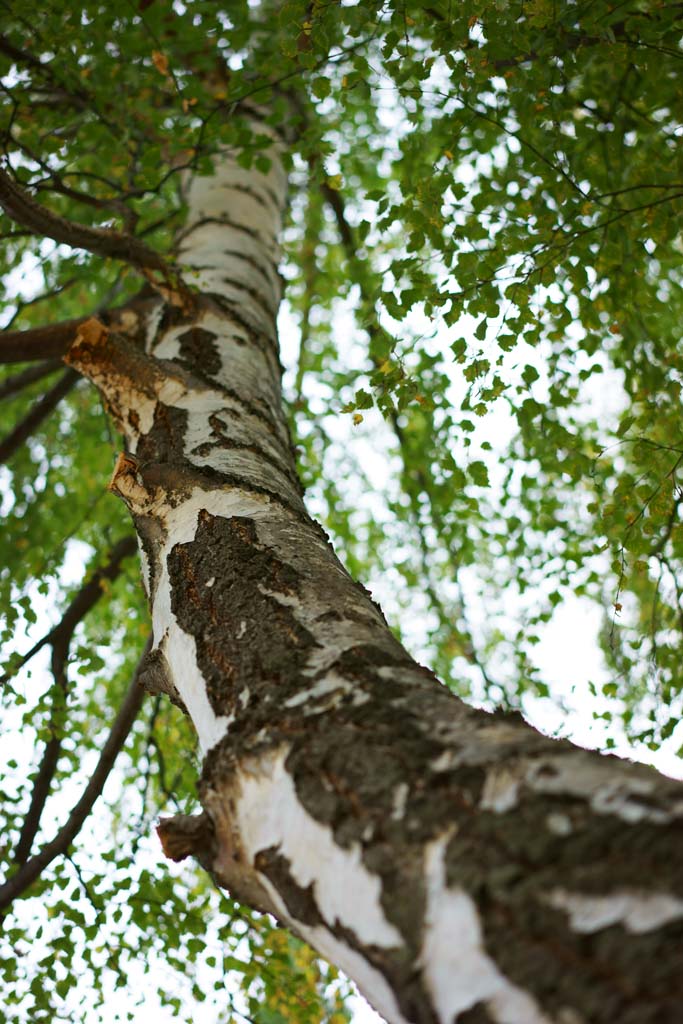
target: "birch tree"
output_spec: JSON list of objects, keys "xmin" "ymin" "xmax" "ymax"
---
[{"xmin": 2, "ymin": 2, "xmax": 683, "ymax": 1022}]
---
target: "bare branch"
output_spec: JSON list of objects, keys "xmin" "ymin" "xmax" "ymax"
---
[
  {"xmin": 11, "ymin": 537, "xmax": 138, "ymax": 865},
  {"xmin": 2, "ymin": 536, "xmax": 138, "ymax": 687},
  {"xmin": 0, "ymin": 319, "xmax": 84, "ymax": 365},
  {"xmin": 0, "ymin": 359, "xmax": 62, "ymax": 401},
  {"xmin": 0, "ymin": 165, "xmax": 169, "ymax": 273},
  {"xmin": 0, "ymin": 291, "xmax": 160, "ymax": 365},
  {"xmin": 2, "ymin": 277, "xmax": 79, "ymax": 333},
  {"xmin": 0, "ymin": 638, "xmax": 150, "ymax": 911},
  {"xmin": 0, "ymin": 368, "xmax": 79, "ymax": 465}
]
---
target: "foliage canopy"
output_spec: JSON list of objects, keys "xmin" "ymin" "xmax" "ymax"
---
[{"xmin": 1, "ymin": 1, "xmax": 682, "ymax": 1020}]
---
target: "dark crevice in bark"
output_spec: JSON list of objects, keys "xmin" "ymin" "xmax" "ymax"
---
[
  {"xmin": 255, "ymin": 847, "xmax": 324, "ymax": 925},
  {"xmin": 457, "ymin": 1004, "xmax": 498, "ymax": 1024},
  {"xmin": 176, "ymin": 216, "xmax": 279, "ymax": 257},
  {"xmin": 222, "ymin": 247, "xmax": 280, "ymax": 291},
  {"xmin": 221, "ymin": 180, "xmax": 282, "ymax": 213},
  {"xmin": 220, "ymin": 276, "xmax": 278, "ymax": 318},
  {"xmin": 212, "ymin": 385, "xmax": 287, "ymax": 441},
  {"xmin": 135, "ymin": 458, "xmax": 312, "ymax": 521},
  {"xmin": 205, "ymin": 291, "xmax": 280, "ymax": 359},
  {"xmin": 190, "ymin": 413, "xmax": 303, "ymax": 493},
  {"xmin": 253, "ymin": 844, "xmax": 439, "ymax": 1024},
  {"xmin": 132, "ymin": 403, "xmax": 303, "ymax": 511}
]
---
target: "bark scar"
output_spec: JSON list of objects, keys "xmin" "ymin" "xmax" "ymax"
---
[
  {"xmin": 158, "ymin": 799, "xmax": 278, "ymax": 917},
  {"xmin": 108, "ymin": 451, "xmax": 152, "ymax": 510},
  {"xmin": 157, "ymin": 811, "xmax": 216, "ymax": 862},
  {"xmin": 138, "ymin": 642, "xmax": 188, "ymax": 714}
]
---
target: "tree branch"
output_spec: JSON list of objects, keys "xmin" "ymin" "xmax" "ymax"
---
[
  {"xmin": 2, "ymin": 535, "xmax": 138, "ymax": 687},
  {"xmin": 0, "ymin": 291, "xmax": 159, "ymax": 365},
  {"xmin": 0, "ymin": 368, "xmax": 79, "ymax": 465},
  {"xmin": 0, "ymin": 319, "xmax": 84, "ymax": 365},
  {"xmin": 0, "ymin": 34, "xmax": 89, "ymax": 106},
  {"xmin": 11, "ymin": 537, "xmax": 138, "ymax": 865},
  {"xmin": 0, "ymin": 165, "xmax": 169, "ymax": 272},
  {"xmin": 0, "ymin": 638, "xmax": 149, "ymax": 911},
  {"xmin": 0, "ymin": 359, "xmax": 62, "ymax": 401},
  {"xmin": 320, "ymin": 182, "xmax": 502, "ymax": 691}
]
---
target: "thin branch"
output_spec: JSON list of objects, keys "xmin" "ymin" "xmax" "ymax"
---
[
  {"xmin": 2, "ymin": 277, "xmax": 79, "ymax": 333},
  {"xmin": 0, "ymin": 359, "xmax": 62, "ymax": 401},
  {"xmin": 0, "ymin": 165, "xmax": 169, "ymax": 273},
  {"xmin": 11, "ymin": 537, "xmax": 138, "ymax": 865},
  {"xmin": 320, "ymin": 182, "xmax": 503, "ymax": 692},
  {"xmin": 2, "ymin": 535, "xmax": 138, "ymax": 687},
  {"xmin": 0, "ymin": 639, "xmax": 150, "ymax": 912},
  {"xmin": 0, "ymin": 368, "xmax": 79, "ymax": 465},
  {"xmin": 0, "ymin": 34, "xmax": 87, "ymax": 107}
]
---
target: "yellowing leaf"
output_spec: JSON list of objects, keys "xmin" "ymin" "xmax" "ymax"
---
[
  {"xmin": 326, "ymin": 174, "xmax": 343, "ymax": 191},
  {"xmin": 152, "ymin": 50, "xmax": 169, "ymax": 76},
  {"xmin": 352, "ymin": 413, "xmax": 363, "ymax": 425}
]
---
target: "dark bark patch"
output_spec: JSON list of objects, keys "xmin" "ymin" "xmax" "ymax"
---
[
  {"xmin": 189, "ymin": 413, "xmax": 301, "ymax": 489},
  {"xmin": 282, "ymin": 687, "xmax": 487, "ymax": 960},
  {"xmin": 132, "ymin": 511, "xmax": 167, "ymax": 598},
  {"xmin": 167, "ymin": 513, "xmax": 318, "ymax": 718},
  {"xmin": 444, "ymin": 792, "xmax": 683, "ymax": 1023},
  {"xmin": 254, "ymin": 846, "xmax": 324, "ymax": 926},
  {"xmin": 253, "ymin": 844, "xmax": 437, "ymax": 1024},
  {"xmin": 136, "ymin": 402, "xmax": 189, "ymax": 465},
  {"xmin": 177, "ymin": 327, "xmax": 221, "ymax": 376},
  {"xmin": 457, "ymin": 1003, "xmax": 498, "ymax": 1024},
  {"xmin": 151, "ymin": 301, "xmax": 194, "ymax": 349}
]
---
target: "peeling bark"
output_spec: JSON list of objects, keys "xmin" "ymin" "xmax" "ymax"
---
[{"xmin": 67, "ymin": 123, "xmax": 683, "ymax": 1024}]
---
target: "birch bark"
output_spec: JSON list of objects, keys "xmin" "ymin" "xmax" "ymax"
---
[{"xmin": 65, "ymin": 124, "xmax": 683, "ymax": 1024}]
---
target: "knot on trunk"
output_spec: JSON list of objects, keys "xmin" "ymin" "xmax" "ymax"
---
[{"xmin": 157, "ymin": 811, "xmax": 216, "ymax": 863}]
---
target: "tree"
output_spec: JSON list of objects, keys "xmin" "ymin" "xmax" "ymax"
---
[{"xmin": 1, "ymin": 2, "xmax": 683, "ymax": 1022}]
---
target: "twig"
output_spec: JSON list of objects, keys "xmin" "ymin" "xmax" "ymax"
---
[
  {"xmin": 0, "ymin": 359, "xmax": 62, "ymax": 401},
  {"xmin": 11, "ymin": 538, "xmax": 138, "ymax": 865},
  {"xmin": 0, "ymin": 165, "xmax": 170, "ymax": 273},
  {"xmin": 0, "ymin": 368, "xmax": 79, "ymax": 465},
  {"xmin": 2, "ymin": 535, "xmax": 137, "ymax": 687},
  {"xmin": 0, "ymin": 638, "xmax": 150, "ymax": 912}
]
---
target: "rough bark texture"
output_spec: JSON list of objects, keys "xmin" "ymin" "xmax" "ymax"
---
[{"xmin": 66, "ymin": 122, "xmax": 683, "ymax": 1024}]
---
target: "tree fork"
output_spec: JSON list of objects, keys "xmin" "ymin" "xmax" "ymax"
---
[{"xmin": 62, "ymin": 131, "xmax": 683, "ymax": 1024}]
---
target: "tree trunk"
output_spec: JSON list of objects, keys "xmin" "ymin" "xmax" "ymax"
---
[{"xmin": 65, "ymin": 121, "xmax": 683, "ymax": 1024}]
